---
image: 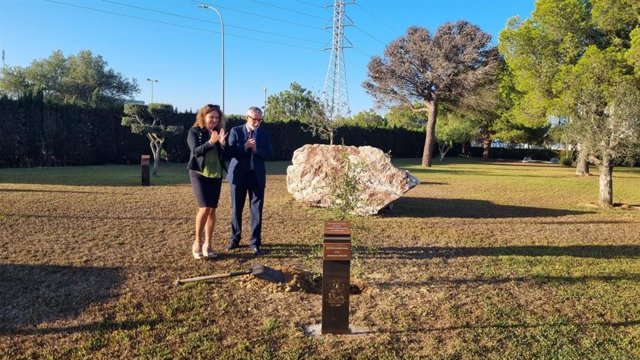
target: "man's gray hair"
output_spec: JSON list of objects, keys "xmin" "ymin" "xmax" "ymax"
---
[{"xmin": 246, "ymin": 106, "xmax": 263, "ymax": 117}]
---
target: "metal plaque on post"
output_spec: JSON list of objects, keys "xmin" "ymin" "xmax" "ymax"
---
[
  {"xmin": 141, "ymin": 155, "xmax": 150, "ymax": 186},
  {"xmin": 322, "ymin": 221, "xmax": 351, "ymax": 334}
]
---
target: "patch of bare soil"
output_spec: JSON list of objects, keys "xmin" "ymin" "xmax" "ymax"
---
[{"xmin": 236, "ymin": 265, "xmax": 365, "ymax": 295}]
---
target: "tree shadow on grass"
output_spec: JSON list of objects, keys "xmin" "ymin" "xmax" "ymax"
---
[
  {"xmin": 4, "ymin": 212, "xmax": 192, "ymax": 222},
  {"xmin": 247, "ymin": 244, "xmax": 640, "ymax": 261},
  {"xmin": 0, "ymin": 264, "xmax": 123, "ymax": 334},
  {"xmin": 403, "ymin": 167, "xmax": 495, "ymax": 176},
  {"xmin": 263, "ymin": 243, "xmax": 320, "ymax": 259},
  {"xmin": 4, "ymin": 318, "xmax": 162, "ymax": 336},
  {"xmin": 419, "ymin": 181, "xmax": 448, "ymax": 186},
  {"xmin": 0, "ymin": 188, "xmax": 112, "ymax": 194},
  {"xmin": 489, "ymin": 162, "xmax": 564, "ymax": 169},
  {"xmin": 387, "ymin": 197, "xmax": 594, "ymax": 218},
  {"xmin": 376, "ymin": 273, "xmax": 640, "ymax": 289},
  {"xmin": 355, "ymin": 319, "xmax": 640, "ymax": 336},
  {"xmin": 201, "ymin": 243, "xmax": 321, "ymax": 261},
  {"xmin": 366, "ymin": 245, "xmax": 640, "ymax": 260}
]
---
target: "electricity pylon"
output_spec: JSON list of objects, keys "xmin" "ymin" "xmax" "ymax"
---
[{"xmin": 322, "ymin": 0, "xmax": 354, "ymax": 120}]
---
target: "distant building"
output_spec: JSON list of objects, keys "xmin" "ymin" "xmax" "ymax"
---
[{"xmin": 124, "ymin": 99, "xmax": 145, "ymax": 105}]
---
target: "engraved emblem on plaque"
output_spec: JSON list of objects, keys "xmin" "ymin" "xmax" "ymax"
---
[{"xmin": 327, "ymin": 280, "xmax": 347, "ymax": 306}]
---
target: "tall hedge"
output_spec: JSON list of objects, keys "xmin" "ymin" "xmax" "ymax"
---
[
  {"xmin": 0, "ymin": 96, "xmax": 428, "ymax": 167},
  {"xmin": 0, "ymin": 94, "xmax": 147, "ymax": 167}
]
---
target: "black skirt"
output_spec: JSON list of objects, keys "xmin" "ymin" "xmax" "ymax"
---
[{"xmin": 189, "ymin": 170, "xmax": 223, "ymax": 208}]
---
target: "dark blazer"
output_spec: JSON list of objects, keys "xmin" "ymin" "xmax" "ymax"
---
[
  {"xmin": 225, "ymin": 124, "xmax": 273, "ymax": 188},
  {"xmin": 187, "ymin": 126, "xmax": 227, "ymax": 174}
]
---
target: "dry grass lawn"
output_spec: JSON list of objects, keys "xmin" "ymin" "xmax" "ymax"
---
[{"xmin": 1, "ymin": 158, "xmax": 639, "ymax": 359}]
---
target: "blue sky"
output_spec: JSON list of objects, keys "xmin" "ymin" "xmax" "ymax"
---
[{"xmin": 1, "ymin": 0, "xmax": 535, "ymax": 116}]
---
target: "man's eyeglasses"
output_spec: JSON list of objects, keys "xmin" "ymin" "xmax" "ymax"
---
[{"xmin": 248, "ymin": 115, "xmax": 263, "ymax": 122}]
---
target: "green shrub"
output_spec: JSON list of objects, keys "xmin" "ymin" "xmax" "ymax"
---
[{"xmin": 559, "ymin": 156, "xmax": 573, "ymax": 166}]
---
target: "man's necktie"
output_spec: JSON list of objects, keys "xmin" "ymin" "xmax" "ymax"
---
[{"xmin": 249, "ymin": 130, "xmax": 255, "ymax": 170}]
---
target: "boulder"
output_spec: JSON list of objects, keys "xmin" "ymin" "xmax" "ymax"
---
[{"xmin": 286, "ymin": 144, "xmax": 419, "ymax": 215}]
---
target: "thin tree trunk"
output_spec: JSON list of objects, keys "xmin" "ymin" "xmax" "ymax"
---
[
  {"xmin": 151, "ymin": 143, "xmax": 160, "ymax": 176},
  {"xmin": 422, "ymin": 101, "xmax": 437, "ymax": 167},
  {"xmin": 438, "ymin": 142, "xmax": 451, "ymax": 162},
  {"xmin": 149, "ymin": 138, "xmax": 163, "ymax": 177},
  {"xmin": 152, "ymin": 155, "xmax": 160, "ymax": 176},
  {"xmin": 482, "ymin": 135, "xmax": 491, "ymax": 160},
  {"xmin": 598, "ymin": 160, "xmax": 613, "ymax": 207},
  {"xmin": 575, "ymin": 149, "xmax": 590, "ymax": 176},
  {"xmin": 461, "ymin": 141, "xmax": 471, "ymax": 156}
]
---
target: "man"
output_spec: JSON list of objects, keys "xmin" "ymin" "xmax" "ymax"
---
[{"xmin": 226, "ymin": 106, "xmax": 273, "ymax": 256}]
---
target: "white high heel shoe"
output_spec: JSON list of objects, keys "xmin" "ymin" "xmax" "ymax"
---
[
  {"xmin": 192, "ymin": 242, "xmax": 203, "ymax": 260},
  {"xmin": 202, "ymin": 243, "xmax": 218, "ymax": 259}
]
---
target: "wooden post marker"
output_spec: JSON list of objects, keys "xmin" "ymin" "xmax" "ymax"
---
[
  {"xmin": 141, "ymin": 155, "xmax": 150, "ymax": 186},
  {"xmin": 322, "ymin": 221, "xmax": 351, "ymax": 334}
]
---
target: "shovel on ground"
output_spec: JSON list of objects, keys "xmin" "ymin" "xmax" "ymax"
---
[{"xmin": 174, "ymin": 264, "xmax": 286, "ymax": 285}]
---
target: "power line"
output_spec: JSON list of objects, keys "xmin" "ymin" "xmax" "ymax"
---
[
  {"xmin": 353, "ymin": 25, "xmax": 387, "ymax": 46},
  {"xmin": 250, "ymin": 0, "xmax": 327, "ymax": 20},
  {"xmin": 46, "ymin": 0, "xmax": 213, "ymax": 33},
  {"xmin": 354, "ymin": 2, "xmax": 400, "ymax": 35},
  {"xmin": 189, "ymin": 0, "xmax": 324, "ymax": 30},
  {"xmin": 99, "ymin": 0, "xmax": 321, "ymax": 44},
  {"xmin": 44, "ymin": 0, "xmax": 325, "ymax": 51},
  {"xmin": 295, "ymin": 0, "xmax": 327, "ymax": 9},
  {"xmin": 351, "ymin": 46, "xmax": 375, "ymax": 60}
]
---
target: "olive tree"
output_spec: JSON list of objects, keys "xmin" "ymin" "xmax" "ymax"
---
[
  {"xmin": 557, "ymin": 48, "xmax": 640, "ymax": 206},
  {"xmin": 121, "ymin": 103, "xmax": 182, "ymax": 176}
]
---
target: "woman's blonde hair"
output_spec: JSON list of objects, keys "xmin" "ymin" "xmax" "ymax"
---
[{"xmin": 193, "ymin": 104, "xmax": 225, "ymax": 131}]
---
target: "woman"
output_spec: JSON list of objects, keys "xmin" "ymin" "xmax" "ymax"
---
[{"xmin": 187, "ymin": 104, "xmax": 227, "ymax": 259}]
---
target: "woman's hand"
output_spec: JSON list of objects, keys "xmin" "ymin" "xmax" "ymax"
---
[
  {"xmin": 208, "ymin": 130, "xmax": 220, "ymax": 144},
  {"xmin": 208, "ymin": 128, "xmax": 227, "ymax": 145},
  {"xmin": 219, "ymin": 128, "xmax": 227, "ymax": 145}
]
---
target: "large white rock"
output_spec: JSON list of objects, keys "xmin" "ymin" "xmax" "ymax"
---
[{"xmin": 286, "ymin": 144, "xmax": 419, "ymax": 215}]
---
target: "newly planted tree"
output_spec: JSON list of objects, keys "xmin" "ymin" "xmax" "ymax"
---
[
  {"xmin": 121, "ymin": 103, "xmax": 182, "ymax": 176},
  {"xmin": 364, "ymin": 21, "xmax": 499, "ymax": 167},
  {"xmin": 305, "ymin": 103, "xmax": 339, "ymax": 145}
]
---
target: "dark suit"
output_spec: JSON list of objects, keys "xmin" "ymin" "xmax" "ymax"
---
[{"xmin": 226, "ymin": 124, "xmax": 273, "ymax": 249}]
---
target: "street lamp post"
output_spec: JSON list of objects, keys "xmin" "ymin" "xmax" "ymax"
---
[
  {"xmin": 146, "ymin": 78, "xmax": 158, "ymax": 104},
  {"xmin": 198, "ymin": 4, "xmax": 225, "ymax": 111},
  {"xmin": 264, "ymin": 86, "xmax": 267, "ymax": 119}
]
